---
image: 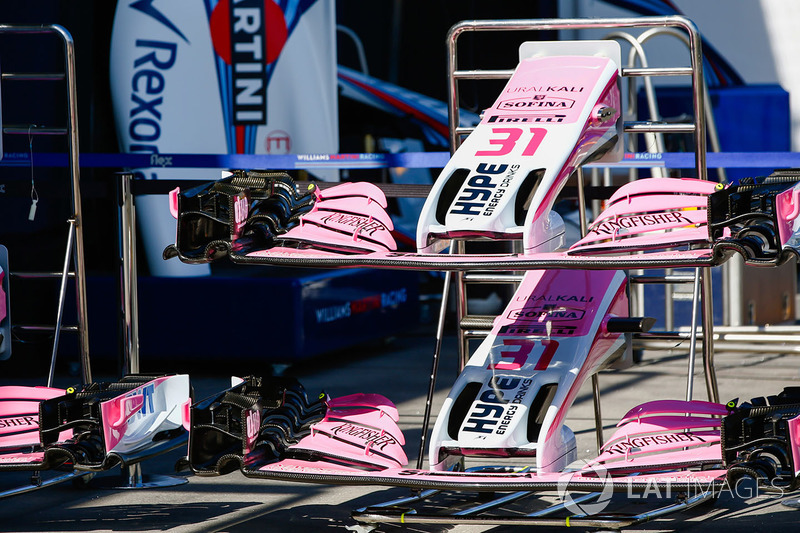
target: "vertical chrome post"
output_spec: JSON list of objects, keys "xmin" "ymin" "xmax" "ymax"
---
[
  {"xmin": 119, "ymin": 173, "xmax": 140, "ymax": 375},
  {"xmin": 685, "ymin": 268, "xmax": 701, "ymax": 401},
  {"xmin": 117, "ymin": 172, "xmax": 149, "ymax": 490},
  {"xmin": 53, "ymin": 24, "xmax": 91, "ymax": 384},
  {"xmin": 701, "ymin": 268, "xmax": 718, "ymax": 402},
  {"xmin": 591, "ymin": 374, "xmax": 604, "ymax": 453},
  {"xmin": 416, "ymin": 246, "xmax": 456, "ymax": 469},
  {"xmin": 578, "ymin": 168, "xmax": 604, "ymax": 451},
  {"xmin": 576, "ymin": 168, "xmax": 588, "ymax": 235},
  {"xmin": 455, "ymin": 240, "xmax": 469, "ymax": 370}
]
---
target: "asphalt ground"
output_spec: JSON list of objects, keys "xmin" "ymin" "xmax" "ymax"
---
[{"xmin": 1, "ymin": 323, "xmax": 800, "ymax": 532}]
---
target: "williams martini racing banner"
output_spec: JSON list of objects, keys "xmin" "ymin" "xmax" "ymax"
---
[{"xmin": 110, "ymin": 0, "xmax": 338, "ymax": 275}]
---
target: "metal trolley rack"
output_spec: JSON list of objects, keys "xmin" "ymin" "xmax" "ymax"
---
[
  {"xmin": 355, "ymin": 15, "xmax": 726, "ymax": 531},
  {"xmin": 0, "ymin": 24, "xmax": 91, "ymax": 385},
  {"xmin": 0, "ymin": 24, "xmax": 93, "ymax": 498}
]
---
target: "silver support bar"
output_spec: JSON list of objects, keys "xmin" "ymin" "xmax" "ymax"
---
[
  {"xmin": 1, "ymin": 72, "xmax": 65, "ymax": 81},
  {"xmin": 454, "ymin": 240, "xmax": 470, "ymax": 370},
  {"xmin": 47, "ymin": 219, "xmax": 76, "ymax": 388},
  {"xmin": 577, "ymin": 168, "xmax": 604, "ymax": 452},
  {"xmin": 455, "ymin": 126, "xmax": 475, "ymax": 138},
  {"xmin": 462, "ymin": 329, "xmax": 491, "ymax": 339},
  {"xmin": 636, "ymin": 340, "xmax": 800, "ymax": 354},
  {"xmin": 119, "ymin": 173, "xmax": 140, "ymax": 375},
  {"xmin": 622, "ymin": 66, "xmax": 694, "ymax": 76},
  {"xmin": 416, "ymin": 242, "xmax": 458, "ymax": 469},
  {"xmin": 623, "ymin": 121, "xmax": 697, "ymax": 133},
  {"xmin": 354, "ymin": 489, "xmax": 716, "ymax": 529},
  {"xmin": 591, "ymin": 374, "xmax": 604, "ymax": 453},
  {"xmin": 630, "ymin": 274, "xmax": 696, "ymax": 284},
  {"xmin": 17, "ymin": 325, "xmax": 79, "ymax": 332},
  {"xmin": 459, "ymin": 316, "xmax": 496, "ymax": 329},
  {"xmin": 453, "ymin": 69, "xmax": 514, "ymax": 79},
  {"xmin": 10, "ymin": 272, "xmax": 76, "ymax": 279},
  {"xmin": 454, "ymin": 491, "xmax": 531, "ymax": 516},
  {"xmin": 701, "ymin": 268, "xmax": 718, "ymax": 402},
  {"xmin": 54, "ymin": 24, "xmax": 90, "ymax": 384},
  {"xmin": 108, "ymin": 173, "xmax": 186, "ymax": 491},
  {"xmin": 3, "ymin": 126, "xmax": 68, "ymax": 135},
  {"xmin": 462, "ymin": 273, "xmax": 525, "ymax": 283},
  {"xmin": 527, "ymin": 492, "xmax": 602, "ymax": 517},
  {"xmin": 685, "ymin": 269, "xmax": 701, "ymax": 401}
]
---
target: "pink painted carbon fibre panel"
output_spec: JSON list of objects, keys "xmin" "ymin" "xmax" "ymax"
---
[
  {"xmin": 776, "ymin": 183, "xmax": 800, "ymax": 247},
  {"xmin": 569, "ymin": 177, "xmax": 716, "ymax": 254},
  {"xmin": 169, "ymin": 187, "xmax": 180, "ymax": 219},
  {"xmin": 604, "ymin": 415, "xmax": 721, "ymax": 446},
  {"xmin": 0, "ymin": 268, "xmax": 6, "ymax": 324},
  {"xmin": 492, "ymin": 268, "xmax": 622, "ymax": 337},
  {"xmin": 0, "ymin": 451, "xmax": 46, "ymax": 465},
  {"xmin": 598, "ymin": 430, "xmax": 720, "ymax": 460},
  {"xmin": 254, "ymin": 461, "xmax": 729, "ymax": 492},
  {"xmin": 295, "ymin": 420, "xmax": 407, "ymax": 469},
  {"xmin": 620, "ymin": 399, "xmax": 729, "ymax": 425},
  {"xmin": 245, "ymin": 242, "xmax": 718, "ymax": 269},
  {"xmin": 606, "ymin": 177, "xmax": 718, "ymax": 205},
  {"xmin": 789, "ymin": 414, "xmax": 800, "ymax": 477},
  {"xmin": 253, "ymin": 246, "xmax": 341, "ymax": 257},
  {"xmin": 311, "ymin": 197, "xmax": 394, "ymax": 230},
  {"xmin": 326, "ymin": 393, "xmax": 400, "ymax": 423},
  {"xmin": 286, "ymin": 393, "xmax": 407, "ymax": 470},
  {"xmin": 590, "ymin": 443, "xmax": 721, "ymax": 473},
  {"xmin": 600, "ymin": 194, "xmax": 710, "ymax": 218},
  {"xmin": 570, "ymin": 225, "xmax": 710, "ymax": 255},
  {"xmin": 530, "ymin": 71, "xmax": 620, "ymax": 223},
  {"xmin": 0, "ymin": 386, "xmax": 67, "ymax": 449},
  {"xmin": 316, "ymin": 181, "xmax": 388, "ymax": 208},
  {"xmin": 277, "ymin": 216, "xmax": 396, "ymax": 252},
  {"xmin": 298, "ymin": 211, "xmax": 395, "ymax": 248},
  {"xmin": 485, "ymin": 55, "xmax": 615, "ymax": 125},
  {"xmin": 323, "ymin": 410, "xmax": 405, "ymax": 446}
]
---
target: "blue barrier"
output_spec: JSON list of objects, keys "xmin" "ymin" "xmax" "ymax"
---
[{"xmin": 3, "ymin": 151, "xmax": 800, "ymax": 170}]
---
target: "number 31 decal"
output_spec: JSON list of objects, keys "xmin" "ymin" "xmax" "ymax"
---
[
  {"xmin": 488, "ymin": 338, "xmax": 559, "ymax": 371},
  {"xmin": 475, "ymin": 127, "xmax": 547, "ymax": 157}
]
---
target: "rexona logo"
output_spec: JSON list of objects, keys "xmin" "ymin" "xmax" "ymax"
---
[
  {"xmin": 499, "ymin": 95, "xmax": 574, "ymax": 111},
  {"xmin": 210, "ymin": 0, "xmax": 289, "ymax": 125}
]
